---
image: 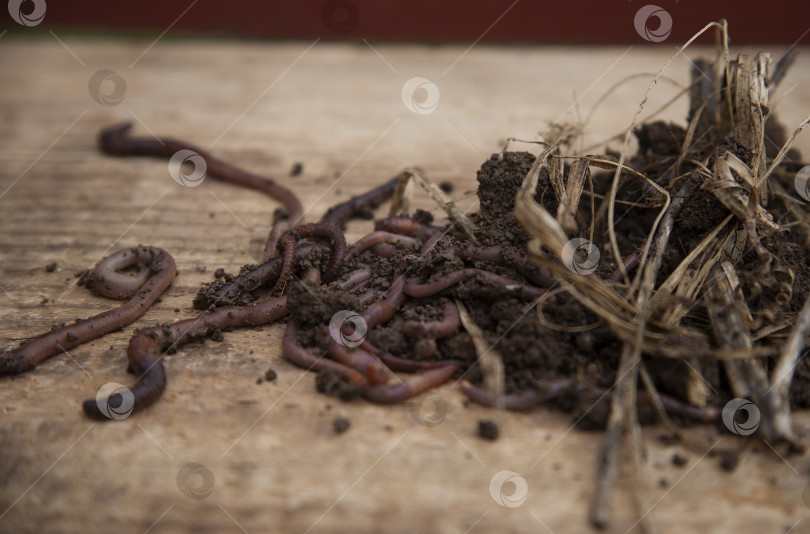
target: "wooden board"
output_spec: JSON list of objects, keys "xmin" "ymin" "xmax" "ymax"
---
[{"xmin": 1, "ymin": 38, "xmax": 810, "ymax": 533}]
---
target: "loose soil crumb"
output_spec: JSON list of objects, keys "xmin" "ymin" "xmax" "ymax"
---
[
  {"xmin": 333, "ymin": 417, "xmax": 351, "ymax": 434},
  {"xmin": 478, "ymin": 420, "xmax": 499, "ymax": 440}
]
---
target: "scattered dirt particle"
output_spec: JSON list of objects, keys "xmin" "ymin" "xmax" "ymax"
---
[
  {"xmin": 719, "ymin": 450, "xmax": 740, "ymax": 472},
  {"xmin": 44, "ymin": 262, "xmax": 58, "ymax": 272},
  {"xmin": 264, "ymin": 369, "xmax": 278, "ymax": 382},
  {"xmin": 214, "ymin": 268, "xmax": 226, "ymax": 279},
  {"xmin": 671, "ymin": 453, "xmax": 688, "ymax": 467},
  {"xmin": 315, "ymin": 369, "xmax": 361, "ymax": 401},
  {"xmin": 290, "ymin": 162, "xmax": 303, "ymax": 177},
  {"xmin": 333, "ymin": 417, "xmax": 351, "ymax": 434},
  {"xmin": 478, "ymin": 419, "xmax": 499, "ymax": 440}
]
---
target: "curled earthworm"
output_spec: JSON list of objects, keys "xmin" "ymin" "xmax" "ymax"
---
[
  {"xmin": 84, "ymin": 294, "xmax": 290, "ymax": 419},
  {"xmin": 99, "ymin": 123, "xmax": 302, "ymax": 260},
  {"xmin": 0, "ymin": 246, "xmax": 175, "ymax": 375},
  {"xmin": 282, "ymin": 319, "xmax": 367, "ymax": 386},
  {"xmin": 288, "ymin": 223, "xmax": 347, "ymax": 282}
]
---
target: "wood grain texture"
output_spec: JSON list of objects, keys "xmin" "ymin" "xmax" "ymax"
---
[{"xmin": 1, "ymin": 38, "xmax": 809, "ymax": 533}]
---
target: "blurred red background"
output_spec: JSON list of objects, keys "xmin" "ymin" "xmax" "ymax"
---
[{"xmin": 11, "ymin": 0, "xmax": 810, "ymax": 45}]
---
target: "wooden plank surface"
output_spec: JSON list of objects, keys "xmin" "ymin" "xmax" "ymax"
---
[{"xmin": 1, "ymin": 37, "xmax": 810, "ymax": 534}]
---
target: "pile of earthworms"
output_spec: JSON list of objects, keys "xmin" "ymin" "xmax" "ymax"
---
[{"xmin": 0, "ymin": 123, "xmax": 715, "ymax": 424}]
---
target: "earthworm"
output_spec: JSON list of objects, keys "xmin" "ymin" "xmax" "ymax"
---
[
  {"xmin": 360, "ymin": 339, "xmax": 462, "ymax": 372},
  {"xmin": 459, "ymin": 379, "xmax": 720, "ymax": 423},
  {"xmin": 363, "ymin": 363, "xmax": 459, "ymax": 404},
  {"xmin": 196, "ymin": 243, "xmax": 329, "ymax": 309},
  {"xmin": 402, "ymin": 301, "xmax": 460, "ymax": 339},
  {"xmin": 459, "ymin": 378, "xmax": 574, "ymax": 411},
  {"xmin": 0, "ymin": 246, "xmax": 175, "ymax": 375},
  {"xmin": 374, "ymin": 217, "xmax": 444, "ymax": 238},
  {"xmin": 272, "ymin": 234, "xmax": 297, "ymax": 295},
  {"xmin": 455, "ymin": 243, "xmax": 556, "ymax": 289},
  {"xmin": 99, "ymin": 123, "xmax": 302, "ymax": 259},
  {"xmin": 344, "ymin": 231, "xmax": 421, "ymax": 262},
  {"xmin": 368, "ymin": 243, "xmax": 399, "ymax": 258},
  {"xmin": 316, "ymin": 333, "xmax": 391, "ymax": 385},
  {"xmin": 84, "ymin": 294, "xmax": 290, "ymax": 419},
  {"xmin": 335, "ymin": 268, "xmax": 372, "ymax": 291},
  {"xmin": 320, "ymin": 176, "xmax": 400, "ymax": 227},
  {"xmin": 607, "ymin": 248, "xmax": 643, "ymax": 283},
  {"xmin": 419, "ymin": 232, "xmax": 445, "ymax": 256},
  {"xmin": 414, "ymin": 338, "xmax": 438, "ymax": 358},
  {"xmin": 281, "ymin": 319, "xmax": 367, "ymax": 386},
  {"xmin": 404, "ymin": 269, "xmax": 546, "ymax": 300},
  {"xmin": 362, "ymin": 275, "xmax": 406, "ymax": 329}
]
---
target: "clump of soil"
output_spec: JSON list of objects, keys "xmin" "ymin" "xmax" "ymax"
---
[{"xmin": 280, "ymin": 115, "xmax": 808, "ymax": 433}]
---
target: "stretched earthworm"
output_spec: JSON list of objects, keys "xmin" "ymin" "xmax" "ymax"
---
[
  {"xmin": 360, "ymin": 339, "xmax": 463, "ymax": 372},
  {"xmin": 334, "ymin": 268, "xmax": 372, "ymax": 291},
  {"xmin": 455, "ymin": 243, "xmax": 556, "ymax": 289},
  {"xmin": 364, "ymin": 363, "xmax": 459, "ymax": 404},
  {"xmin": 84, "ymin": 294, "xmax": 290, "ymax": 419},
  {"xmin": 0, "ymin": 246, "xmax": 175, "ymax": 375},
  {"xmin": 99, "ymin": 123, "xmax": 302, "ymax": 259},
  {"xmin": 374, "ymin": 217, "xmax": 444, "ymax": 238},
  {"xmin": 607, "ymin": 248, "xmax": 643, "ymax": 283},
  {"xmin": 459, "ymin": 378, "xmax": 574, "ymax": 411},
  {"xmin": 344, "ymin": 231, "xmax": 421, "ymax": 262},
  {"xmin": 460, "ymin": 379, "xmax": 720, "ymax": 423},
  {"xmin": 404, "ymin": 269, "xmax": 546, "ymax": 300},
  {"xmin": 321, "ymin": 176, "xmax": 400, "ymax": 227}
]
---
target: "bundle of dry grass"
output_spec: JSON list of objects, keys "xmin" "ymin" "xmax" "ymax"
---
[{"xmin": 513, "ymin": 21, "xmax": 810, "ymax": 530}]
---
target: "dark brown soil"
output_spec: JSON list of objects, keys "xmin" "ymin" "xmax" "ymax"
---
[{"xmin": 275, "ymin": 117, "xmax": 810, "ymax": 431}]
